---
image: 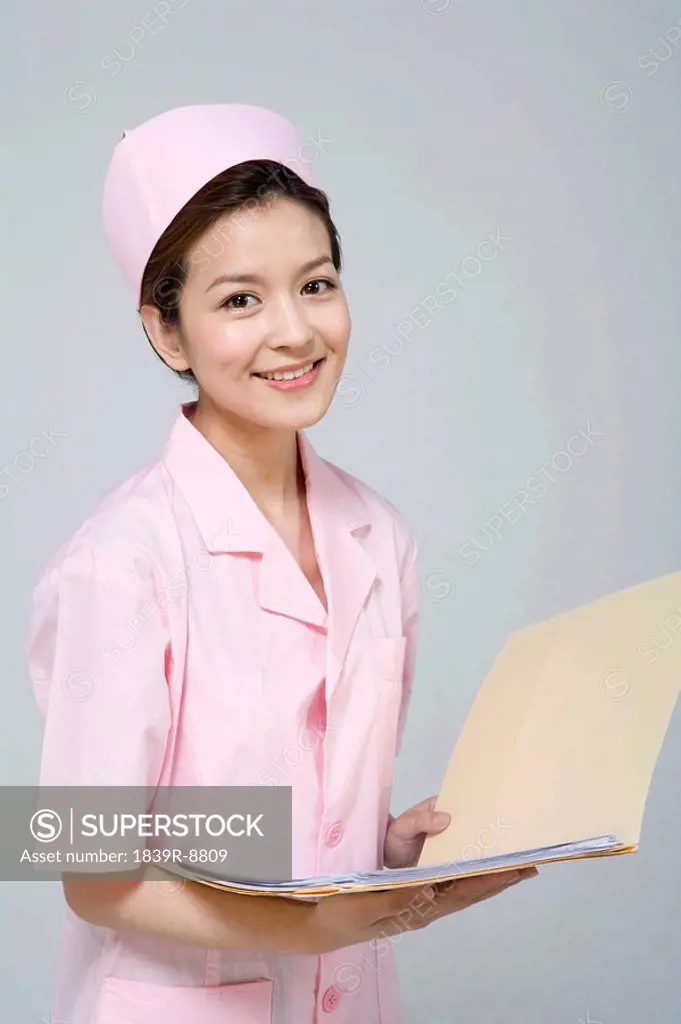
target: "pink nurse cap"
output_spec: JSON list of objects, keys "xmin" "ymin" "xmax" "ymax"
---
[{"xmin": 102, "ymin": 103, "xmax": 318, "ymax": 309}]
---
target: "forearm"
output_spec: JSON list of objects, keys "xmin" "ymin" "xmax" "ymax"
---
[{"xmin": 62, "ymin": 870, "xmax": 318, "ymax": 954}]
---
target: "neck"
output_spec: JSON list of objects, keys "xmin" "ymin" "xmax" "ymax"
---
[{"xmin": 188, "ymin": 395, "xmax": 303, "ymax": 519}]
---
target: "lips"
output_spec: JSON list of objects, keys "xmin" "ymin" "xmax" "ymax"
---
[
  {"xmin": 253, "ymin": 357, "xmax": 324, "ymax": 381},
  {"xmin": 252, "ymin": 357, "xmax": 325, "ymax": 392}
]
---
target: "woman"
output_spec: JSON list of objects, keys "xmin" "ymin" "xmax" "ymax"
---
[{"xmin": 27, "ymin": 103, "xmax": 533, "ymax": 1024}]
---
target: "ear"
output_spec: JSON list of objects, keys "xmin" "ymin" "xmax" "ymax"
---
[{"xmin": 139, "ymin": 303, "xmax": 191, "ymax": 373}]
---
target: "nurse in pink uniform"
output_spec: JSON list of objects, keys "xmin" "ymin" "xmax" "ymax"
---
[{"xmin": 27, "ymin": 103, "xmax": 533, "ymax": 1024}]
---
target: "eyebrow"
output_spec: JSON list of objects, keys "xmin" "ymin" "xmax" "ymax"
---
[{"xmin": 206, "ymin": 255, "xmax": 335, "ymax": 291}]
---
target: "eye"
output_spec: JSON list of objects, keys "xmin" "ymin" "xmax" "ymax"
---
[
  {"xmin": 219, "ymin": 293, "xmax": 258, "ymax": 310},
  {"xmin": 302, "ymin": 278, "xmax": 336, "ymax": 296}
]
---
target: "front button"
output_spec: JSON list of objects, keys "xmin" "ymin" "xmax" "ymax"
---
[
  {"xmin": 324, "ymin": 821, "xmax": 343, "ymax": 847},
  {"xmin": 321, "ymin": 985, "xmax": 341, "ymax": 1013}
]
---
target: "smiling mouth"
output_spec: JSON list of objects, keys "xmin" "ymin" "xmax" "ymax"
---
[{"xmin": 252, "ymin": 357, "xmax": 325, "ymax": 382}]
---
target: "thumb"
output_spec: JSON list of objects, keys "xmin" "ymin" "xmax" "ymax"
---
[
  {"xmin": 423, "ymin": 796, "xmax": 450, "ymax": 832},
  {"xmin": 392, "ymin": 806, "xmax": 451, "ymax": 840},
  {"xmin": 416, "ymin": 796, "xmax": 451, "ymax": 832},
  {"xmin": 421, "ymin": 809, "xmax": 451, "ymax": 835}
]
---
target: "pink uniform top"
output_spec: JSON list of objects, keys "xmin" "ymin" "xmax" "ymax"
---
[{"xmin": 27, "ymin": 401, "xmax": 420, "ymax": 1024}]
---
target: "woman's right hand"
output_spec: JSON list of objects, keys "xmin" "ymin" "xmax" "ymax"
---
[{"xmin": 302, "ymin": 866, "xmax": 538, "ymax": 954}]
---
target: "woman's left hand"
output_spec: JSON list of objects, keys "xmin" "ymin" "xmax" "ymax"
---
[{"xmin": 383, "ymin": 796, "xmax": 451, "ymax": 869}]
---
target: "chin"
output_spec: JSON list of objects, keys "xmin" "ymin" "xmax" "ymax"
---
[
  {"xmin": 256, "ymin": 395, "xmax": 333, "ymax": 432},
  {"xmin": 278, "ymin": 405, "xmax": 329, "ymax": 431}
]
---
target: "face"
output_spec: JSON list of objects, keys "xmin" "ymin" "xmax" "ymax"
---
[{"xmin": 142, "ymin": 197, "xmax": 351, "ymax": 432}]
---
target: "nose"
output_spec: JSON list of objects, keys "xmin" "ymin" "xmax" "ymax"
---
[{"xmin": 269, "ymin": 294, "xmax": 316, "ymax": 352}]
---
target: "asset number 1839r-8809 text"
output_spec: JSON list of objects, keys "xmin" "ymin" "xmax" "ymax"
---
[{"xmin": 134, "ymin": 849, "xmax": 229, "ymax": 864}]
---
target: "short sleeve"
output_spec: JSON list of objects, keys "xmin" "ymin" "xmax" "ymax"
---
[
  {"xmin": 395, "ymin": 531, "xmax": 420, "ymax": 756},
  {"xmin": 27, "ymin": 550, "xmax": 172, "ymax": 788}
]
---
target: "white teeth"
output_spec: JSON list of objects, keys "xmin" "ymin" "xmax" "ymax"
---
[{"xmin": 259, "ymin": 361, "xmax": 316, "ymax": 381}]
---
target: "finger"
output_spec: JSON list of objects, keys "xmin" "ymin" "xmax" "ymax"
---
[
  {"xmin": 410, "ymin": 795, "xmax": 440, "ymax": 813},
  {"xmin": 430, "ymin": 876, "xmax": 524, "ymax": 918},
  {"xmin": 385, "ymin": 881, "xmax": 443, "ymax": 927},
  {"xmin": 371, "ymin": 885, "xmax": 440, "ymax": 936},
  {"xmin": 450, "ymin": 873, "xmax": 523, "ymax": 897},
  {"xmin": 357, "ymin": 883, "xmax": 433, "ymax": 925},
  {"xmin": 373, "ymin": 877, "xmax": 514, "ymax": 935},
  {"xmin": 422, "ymin": 810, "xmax": 451, "ymax": 834},
  {"xmin": 434, "ymin": 868, "xmax": 516, "ymax": 891},
  {"xmin": 456, "ymin": 880, "xmax": 524, "ymax": 907},
  {"xmin": 434, "ymin": 869, "xmax": 522, "ymax": 899},
  {"xmin": 390, "ymin": 809, "xmax": 451, "ymax": 841},
  {"xmin": 392, "ymin": 796, "xmax": 441, "ymax": 823},
  {"xmin": 429, "ymin": 888, "xmax": 507, "ymax": 922},
  {"xmin": 378, "ymin": 875, "xmax": 520, "ymax": 935},
  {"xmin": 436, "ymin": 872, "xmax": 520, "ymax": 897},
  {"xmin": 448, "ymin": 870, "xmax": 531, "ymax": 900},
  {"xmin": 377, "ymin": 870, "xmax": 534, "ymax": 934}
]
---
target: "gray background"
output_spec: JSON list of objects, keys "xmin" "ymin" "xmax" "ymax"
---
[{"xmin": 3, "ymin": 0, "xmax": 681, "ymax": 1020}]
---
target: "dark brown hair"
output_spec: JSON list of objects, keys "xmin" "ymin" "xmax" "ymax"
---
[{"xmin": 139, "ymin": 159, "xmax": 343, "ymax": 384}]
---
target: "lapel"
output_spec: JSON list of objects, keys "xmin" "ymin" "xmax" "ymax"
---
[
  {"xmin": 162, "ymin": 405, "xmax": 377, "ymax": 666},
  {"xmin": 298, "ymin": 432, "xmax": 377, "ymax": 699}
]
